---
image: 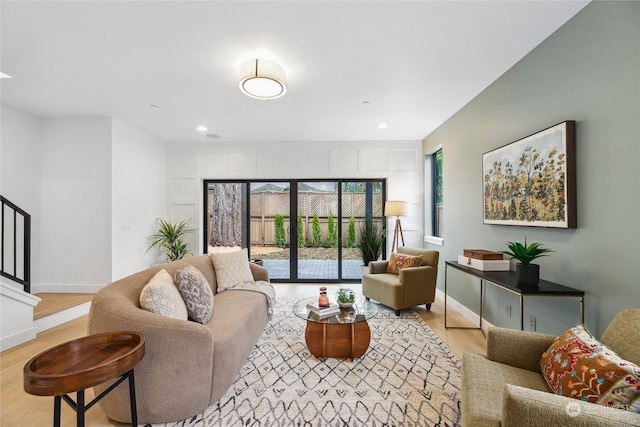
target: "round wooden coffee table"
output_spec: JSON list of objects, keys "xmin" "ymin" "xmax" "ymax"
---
[
  {"xmin": 293, "ymin": 297, "xmax": 378, "ymax": 361},
  {"xmin": 24, "ymin": 331, "xmax": 145, "ymax": 427}
]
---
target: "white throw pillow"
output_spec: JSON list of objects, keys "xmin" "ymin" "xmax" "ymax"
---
[
  {"xmin": 209, "ymin": 248, "xmax": 254, "ymax": 292},
  {"xmin": 139, "ymin": 269, "xmax": 188, "ymax": 320}
]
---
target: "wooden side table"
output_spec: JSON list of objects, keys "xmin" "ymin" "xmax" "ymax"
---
[{"xmin": 24, "ymin": 331, "xmax": 145, "ymax": 427}]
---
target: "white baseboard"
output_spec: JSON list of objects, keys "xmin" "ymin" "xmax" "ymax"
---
[
  {"xmin": 436, "ymin": 288, "xmax": 494, "ymax": 333},
  {"xmin": 33, "ymin": 302, "xmax": 92, "ymax": 334},
  {"xmin": 0, "ymin": 328, "xmax": 38, "ymax": 352},
  {"xmin": 1, "ymin": 302, "xmax": 92, "ymax": 352},
  {"xmin": 31, "ymin": 284, "xmax": 104, "ymax": 294}
]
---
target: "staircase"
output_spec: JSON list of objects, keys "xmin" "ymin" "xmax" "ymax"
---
[
  {"xmin": 0, "ymin": 196, "xmax": 94, "ymax": 351},
  {"xmin": 0, "ymin": 196, "xmax": 39, "ymax": 350},
  {"xmin": 1, "ymin": 195, "xmax": 31, "ymax": 292}
]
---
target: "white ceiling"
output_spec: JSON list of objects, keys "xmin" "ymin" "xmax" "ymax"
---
[{"xmin": 0, "ymin": 1, "xmax": 589, "ymax": 144}]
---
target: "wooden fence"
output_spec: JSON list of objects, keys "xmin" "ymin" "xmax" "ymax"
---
[{"xmin": 209, "ymin": 191, "xmax": 384, "ymax": 246}]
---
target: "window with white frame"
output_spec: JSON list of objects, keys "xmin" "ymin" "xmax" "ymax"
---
[{"xmin": 432, "ymin": 149, "xmax": 443, "ymax": 237}]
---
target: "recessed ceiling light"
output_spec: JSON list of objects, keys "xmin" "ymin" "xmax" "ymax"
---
[
  {"xmin": 206, "ymin": 134, "xmax": 221, "ymax": 139},
  {"xmin": 150, "ymin": 104, "xmax": 159, "ymax": 108},
  {"xmin": 197, "ymin": 126, "xmax": 208, "ymax": 132},
  {"xmin": 378, "ymin": 123, "xmax": 388, "ymax": 129},
  {"xmin": 0, "ymin": 72, "xmax": 12, "ymax": 79},
  {"xmin": 362, "ymin": 101, "xmax": 370, "ymax": 105}
]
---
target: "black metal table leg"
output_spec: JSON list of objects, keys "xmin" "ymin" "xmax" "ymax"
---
[
  {"xmin": 128, "ymin": 370, "xmax": 138, "ymax": 426},
  {"xmin": 54, "ymin": 396, "xmax": 61, "ymax": 427},
  {"xmin": 76, "ymin": 390, "xmax": 85, "ymax": 427}
]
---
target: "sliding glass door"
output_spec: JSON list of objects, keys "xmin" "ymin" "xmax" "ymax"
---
[
  {"xmin": 297, "ymin": 181, "xmax": 339, "ymax": 280},
  {"xmin": 341, "ymin": 181, "xmax": 384, "ymax": 279},
  {"xmin": 249, "ymin": 182, "xmax": 291, "ymax": 280},
  {"xmin": 204, "ymin": 179, "xmax": 385, "ymax": 282}
]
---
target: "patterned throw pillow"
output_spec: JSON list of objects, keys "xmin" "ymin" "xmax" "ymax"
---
[
  {"xmin": 209, "ymin": 248, "xmax": 254, "ymax": 292},
  {"xmin": 386, "ymin": 253, "xmax": 423, "ymax": 274},
  {"xmin": 174, "ymin": 265, "xmax": 214, "ymax": 324},
  {"xmin": 139, "ymin": 269, "xmax": 188, "ymax": 320},
  {"xmin": 540, "ymin": 324, "xmax": 640, "ymax": 412}
]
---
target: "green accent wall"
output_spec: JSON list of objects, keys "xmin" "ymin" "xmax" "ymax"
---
[{"xmin": 423, "ymin": 1, "xmax": 640, "ymax": 336}]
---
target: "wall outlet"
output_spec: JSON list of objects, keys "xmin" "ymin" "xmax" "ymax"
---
[
  {"xmin": 505, "ymin": 304, "xmax": 511, "ymax": 318},
  {"xmin": 528, "ymin": 315, "xmax": 536, "ymax": 331}
]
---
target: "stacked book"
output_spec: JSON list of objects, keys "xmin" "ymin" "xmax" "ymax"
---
[
  {"xmin": 458, "ymin": 249, "xmax": 510, "ymax": 271},
  {"xmin": 306, "ymin": 302, "xmax": 340, "ymax": 319}
]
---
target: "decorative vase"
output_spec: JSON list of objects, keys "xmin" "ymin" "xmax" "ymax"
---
[
  {"xmin": 516, "ymin": 263, "xmax": 539, "ymax": 286},
  {"xmin": 318, "ymin": 287, "xmax": 329, "ymax": 307}
]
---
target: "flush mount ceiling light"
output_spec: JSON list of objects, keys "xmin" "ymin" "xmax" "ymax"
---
[{"xmin": 239, "ymin": 59, "xmax": 287, "ymax": 100}]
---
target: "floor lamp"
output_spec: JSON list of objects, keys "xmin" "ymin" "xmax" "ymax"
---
[{"xmin": 385, "ymin": 201, "xmax": 408, "ymax": 253}]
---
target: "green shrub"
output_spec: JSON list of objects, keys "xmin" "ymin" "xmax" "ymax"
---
[
  {"xmin": 345, "ymin": 216, "xmax": 357, "ymax": 248},
  {"xmin": 311, "ymin": 213, "xmax": 323, "ymax": 247},
  {"xmin": 357, "ymin": 217, "xmax": 385, "ymax": 265},
  {"xmin": 327, "ymin": 212, "xmax": 338, "ymax": 248},
  {"xmin": 274, "ymin": 214, "xmax": 286, "ymax": 248},
  {"xmin": 297, "ymin": 215, "xmax": 306, "ymax": 247}
]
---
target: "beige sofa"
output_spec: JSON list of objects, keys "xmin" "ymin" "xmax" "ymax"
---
[
  {"xmin": 88, "ymin": 254, "xmax": 270, "ymax": 424},
  {"xmin": 362, "ymin": 247, "xmax": 439, "ymax": 315},
  {"xmin": 461, "ymin": 308, "xmax": 640, "ymax": 426}
]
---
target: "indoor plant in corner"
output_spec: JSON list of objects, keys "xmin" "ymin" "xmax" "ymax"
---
[
  {"xmin": 501, "ymin": 237, "xmax": 553, "ymax": 286},
  {"xmin": 146, "ymin": 218, "xmax": 193, "ymax": 263},
  {"xmin": 357, "ymin": 217, "xmax": 385, "ymax": 274}
]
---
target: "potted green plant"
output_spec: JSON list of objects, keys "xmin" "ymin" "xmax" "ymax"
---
[
  {"xmin": 336, "ymin": 288, "xmax": 356, "ymax": 308},
  {"xmin": 357, "ymin": 217, "xmax": 385, "ymax": 273},
  {"xmin": 147, "ymin": 218, "xmax": 193, "ymax": 263},
  {"xmin": 501, "ymin": 237, "xmax": 553, "ymax": 286}
]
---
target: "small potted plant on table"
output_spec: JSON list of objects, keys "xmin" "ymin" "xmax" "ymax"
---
[
  {"xmin": 336, "ymin": 288, "xmax": 356, "ymax": 309},
  {"xmin": 501, "ymin": 237, "xmax": 553, "ymax": 286}
]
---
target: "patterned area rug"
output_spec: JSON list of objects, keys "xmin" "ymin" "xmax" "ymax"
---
[{"xmin": 148, "ymin": 297, "xmax": 461, "ymax": 426}]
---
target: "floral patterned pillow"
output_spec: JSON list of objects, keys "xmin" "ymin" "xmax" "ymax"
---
[
  {"xmin": 539, "ymin": 324, "xmax": 640, "ymax": 412},
  {"xmin": 386, "ymin": 253, "xmax": 423, "ymax": 274}
]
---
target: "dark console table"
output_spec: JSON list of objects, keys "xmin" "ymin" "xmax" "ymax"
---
[{"xmin": 444, "ymin": 261, "xmax": 584, "ymax": 332}]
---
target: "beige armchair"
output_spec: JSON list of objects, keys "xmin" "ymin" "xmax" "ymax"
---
[
  {"xmin": 461, "ymin": 308, "xmax": 640, "ymax": 427},
  {"xmin": 362, "ymin": 246, "xmax": 439, "ymax": 316}
]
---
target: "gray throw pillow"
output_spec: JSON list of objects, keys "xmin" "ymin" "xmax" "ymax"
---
[{"xmin": 174, "ymin": 265, "xmax": 214, "ymax": 324}]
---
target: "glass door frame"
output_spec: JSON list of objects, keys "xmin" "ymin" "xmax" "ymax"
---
[{"xmin": 203, "ymin": 178, "xmax": 386, "ymax": 283}]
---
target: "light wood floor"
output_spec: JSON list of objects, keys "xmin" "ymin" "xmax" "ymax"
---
[
  {"xmin": 1, "ymin": 284, "xmax": 485, "ymax": 427},
  {"xmin": 34, "ymin": 293, "xmax": 94, "ymax": 320}
]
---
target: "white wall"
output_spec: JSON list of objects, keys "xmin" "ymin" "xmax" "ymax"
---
[
  {"xmin": 423, "ymin": 1, "xmax": 640, "ymax": 336},
  {"xmin": 39, "ymin": 117, "xmax": 112, "ymax": 292},
  {"xmin": 0, "ymin": 106, "xmax": 44, "ymax": 286},
  {"xmin": 111, "ymin": 119, "xmax": 167, "ymax": 280},
  {"xmin": 167, "ymin": 140, "xmax": 424, "ymax": 256}
]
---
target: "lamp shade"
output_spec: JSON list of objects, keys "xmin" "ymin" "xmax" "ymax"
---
[
  {"xmin": 239, "ymin": 59, "xmax": 287, "ymax": 100},
  {"xmin": 385, "ymin": 201, "xmax": 408, "ymax": 217}
]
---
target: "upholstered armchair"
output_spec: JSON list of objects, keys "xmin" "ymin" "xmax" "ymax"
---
[
  {"xmin": 362, "ymin": 246, "xmax": 439, "ymax": 316},
  {"xmin": 461, "ymin": 308, "xmax": 640, "ymax": 426}
]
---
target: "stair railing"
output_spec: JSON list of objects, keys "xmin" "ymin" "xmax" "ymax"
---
[{"xmin": 0, "ymin": 196, "xmax": 31, "ymax": 293}]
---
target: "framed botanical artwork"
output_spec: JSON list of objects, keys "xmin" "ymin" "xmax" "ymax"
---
[{"xmin": 482, "ymin": 121, "xmax": 576, "ymax": 228}]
